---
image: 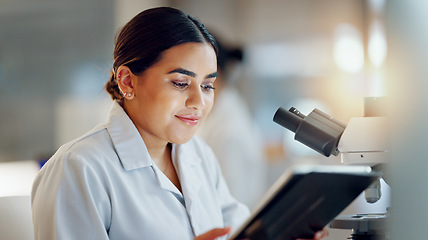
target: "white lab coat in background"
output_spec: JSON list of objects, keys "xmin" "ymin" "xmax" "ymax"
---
[
  {"xmin": 31, "ymin": 101, "xmax": 249, "ymax": 240},
  {"xmin": 197, "ymin": 87, "xmax": 268, "ymax": 210}
]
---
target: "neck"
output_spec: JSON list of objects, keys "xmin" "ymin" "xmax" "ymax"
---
[
  {"xmin": 122, "ymin": 101, "xmax": 170, "ymax": 162},
  {"xmin": 148, "ymin": 142, "xmax": 171, "ymax": 163}
]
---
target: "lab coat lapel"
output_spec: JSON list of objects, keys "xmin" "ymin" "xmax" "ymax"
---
[
  {"xmin": 106, "ymin": 102, "xmax": 152, "ymax": 171},
  {"xmin": 172, "ymin": 142, "xmax": 202, "ymax": 200},
  {"xmin": 154, "ymin": 164, "xmax": 183, "ymax": 196},
  {"xmin": 106, "ymin": 102, "xmax": 189, "ymax": 197},
  {"xmin": 172, "ymin": 143, "xmax": 203, "ymax": 220}
]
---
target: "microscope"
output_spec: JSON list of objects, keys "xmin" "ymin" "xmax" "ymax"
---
[{"xmin": 273, "ymin": 97, "xmax": 390, "ymax": 240}]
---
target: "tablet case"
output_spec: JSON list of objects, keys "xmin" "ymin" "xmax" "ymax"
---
[{"xmin": 229, "ymin": 165, "xmax": 380, "ymax": 240}]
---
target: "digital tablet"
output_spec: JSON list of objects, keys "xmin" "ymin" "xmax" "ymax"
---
[{"xmin": 229, "ymin": 164, "xmax": 381, "ymax": 240}]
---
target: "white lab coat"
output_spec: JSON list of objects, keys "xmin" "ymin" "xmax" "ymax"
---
[{"xmin": 31, "ymin": 101, "xmax": 249, "ymax": 240}]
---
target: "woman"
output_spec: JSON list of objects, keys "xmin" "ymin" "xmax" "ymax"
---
[{"xmin": 31, "ymin": 7, "xmax": 328, "ymax": 240}]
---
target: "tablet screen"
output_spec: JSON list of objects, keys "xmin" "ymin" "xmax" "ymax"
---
[{"xmin": 230, "ymin": 165, "xmax": 380, "ymax": 240}]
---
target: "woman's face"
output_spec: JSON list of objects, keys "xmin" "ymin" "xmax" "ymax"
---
[{"xmin": 126, "ymin": 42, "xmax": 217, "ymax": 146}]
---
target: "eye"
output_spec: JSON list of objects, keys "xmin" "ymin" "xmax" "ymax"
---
[
  {"xmin": 201, "ymin": 84, "xmax": 215, "ymax": 92},
  {"xmin": 172, "ymin": 81, "xmax": 189, "ymax": 90}
]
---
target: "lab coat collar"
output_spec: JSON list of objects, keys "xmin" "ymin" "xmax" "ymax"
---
[
  {"xmin": 105, "ymin": 101, "xmax": 203, "ymax": 201},
  {"xmin": 141, "ymin": 142, "xmax": 202, "ymax": 198},
  {"xmin": 172, "ymin": 141, "xmax": 201, "ymax": 167},
  {"xmin": 106, "ymin": 101, "xmax": 153, "ymax": 171},
  {"xmin": 172, "ymin": 142, "xmax": 202, "ymax": 198}
]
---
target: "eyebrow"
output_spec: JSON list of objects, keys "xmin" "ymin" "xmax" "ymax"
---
[
  {"xmin": 206, "ymin": 72, "xmax": 218, "ymax": 79},
  {"xmin": 168, "ymin": 68, "xmax": 218, "ymax": 79}
]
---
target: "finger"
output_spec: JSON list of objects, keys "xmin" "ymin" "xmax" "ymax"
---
[
  {"xmin": 314, "ymin": 228, "xmax": 329, "ymax": 239},
  {"xmin": 194, "ymin": 227, "xmax": 232, "ymax": 240}
]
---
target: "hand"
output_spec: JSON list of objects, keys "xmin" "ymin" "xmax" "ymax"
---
[
  {"xmin": 194, "ymin": 227, "xmax": 231, "ymax": 240},
  {"xmin": 296, "ymin": 228, "xmax": 329, "ymax": 240}
]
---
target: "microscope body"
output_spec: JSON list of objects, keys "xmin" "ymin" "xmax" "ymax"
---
[
  {"xmin": 338, "ymin": 116, "xmax": 389, "ymax": 167},
  {"xmin": 273, "ymin": 101, "xmax": 390, "ymax": 240},
  {"xmin": 274, "ymin": 106, "xmax": 389, "ymax": 203}
]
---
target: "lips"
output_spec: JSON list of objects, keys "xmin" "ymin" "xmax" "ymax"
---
[{"xmin": 175, "ymin": 115, "xmax": 201, "ymax": 126}]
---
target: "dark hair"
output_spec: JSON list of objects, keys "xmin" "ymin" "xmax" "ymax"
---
[
  {"xmin": 105, "ymin": 7, "xmax": 218, "ymax": 100},
  {"xmin": 215, "ymin": 36, "xmax": 243, "ymax": 73}
]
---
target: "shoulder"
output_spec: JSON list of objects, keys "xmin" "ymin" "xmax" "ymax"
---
[
  {"xmin": 67, "ymin": 126, "xmax": 110, "ymax": 153},
  {"xmin": 42, "ymin": 124, "xmax": 115, "ymax": 173},
  {"xmin": 33, "ymin": 124, "xmax": 119, "ymax": 199}
]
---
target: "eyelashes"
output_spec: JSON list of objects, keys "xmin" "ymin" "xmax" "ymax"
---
[
  {"xmin": 202, "ymin": 85, "xmax": 216, "ymax": 91},
  {"xmin": 172, "ymin": 81, "xmax": 189, "ymax": 89},
  {"xmin": 172, "ymin": 81, "xmax": 215, "ymax": 92}
]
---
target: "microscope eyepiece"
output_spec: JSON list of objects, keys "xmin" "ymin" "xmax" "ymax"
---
[
  {"xmin": 273, "ymin": 107, "xmax": 303, "ymax": 133},
  {"xmin": 273, "ymin": 107, "xmax": 346, "ymax": 157},
  {"xmin": 289, "ymin": 107, "xmax": 306, "ymax": 119}
]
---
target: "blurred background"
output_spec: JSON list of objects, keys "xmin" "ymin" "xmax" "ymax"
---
[{"xmin": 1, "ymin": 0, "xmax": 427, "ymax": 239}]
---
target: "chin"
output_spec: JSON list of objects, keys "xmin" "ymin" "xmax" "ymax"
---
[
  {"xmin": 167, "ymin": 132, "xmax": 193, "ymax": 144},
  {"xmin": 170, "ymin": 128, "xmax": 197, "ymax": 144}
]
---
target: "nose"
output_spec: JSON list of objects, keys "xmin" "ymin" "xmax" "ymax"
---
[{"xmin": 186, "ymin": 87, "xmax": 205, "ymax": 110}]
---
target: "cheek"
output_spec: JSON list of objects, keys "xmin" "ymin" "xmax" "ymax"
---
[
  {"xmin": 156, "ymin": 96, "xmax": 182, "ymax": 116},
  {"xmin": 147, "ymin": 88, "xmax": 181, "ymax": 108},
  {"xmin": 203, "ymin": 94, "xmax": 215, "ymax": 115}
]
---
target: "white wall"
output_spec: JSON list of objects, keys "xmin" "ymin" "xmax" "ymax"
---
[
  {"xmin": 114, "ymin": 0, "xmax": 169, "ymax": 29},
  {"xmin": 386, "ymin": 1, "xmax": 428, "ymax": 239}
]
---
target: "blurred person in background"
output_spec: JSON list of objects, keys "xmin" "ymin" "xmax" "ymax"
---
[{"xmin": 197, "ymin": 33, "xmax": 268, "ymax": 210}]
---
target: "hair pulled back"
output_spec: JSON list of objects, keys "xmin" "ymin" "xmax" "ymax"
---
[{"xmin": 105, "ymin": 7, "xmax": 218, "ymax": 101}]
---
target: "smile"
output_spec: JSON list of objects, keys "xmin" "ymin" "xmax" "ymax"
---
[{"xmin": 175, "ymin": 115, "xmax": 201, "ymax": 126}]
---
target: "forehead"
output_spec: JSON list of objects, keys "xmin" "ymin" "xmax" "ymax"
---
[{"xmin": 154, "ymin": 42, "xmax": 217, "ymax": 72}]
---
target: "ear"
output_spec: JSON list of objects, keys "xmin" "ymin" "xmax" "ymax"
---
[{"xmin": 116, "ymin": 66, "xmax": 136, "ymax": 96}]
